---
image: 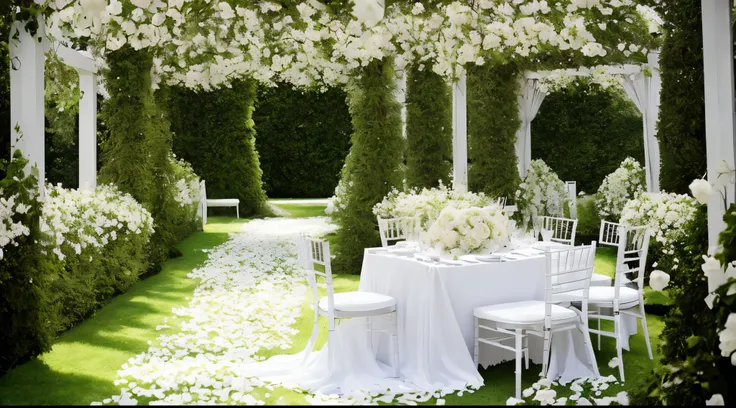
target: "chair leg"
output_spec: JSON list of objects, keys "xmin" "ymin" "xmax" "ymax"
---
[
  {"xmin": 639, "ymin": 301, "xmax": 653, "ymax": 360},
  {"xmin": 515, "ymin": 329, "xmax": 523, "ymax": 400},
  {"xmin": 327, "ymin": 328, "xmax": 336, "ymax": 374},
  {"xmin": 391, "ymin": 312, "xmax": 400, "ymax": 379},
  {"xmin": 542, "ymin": 329, "xmax": 551, "ymax": 378},
  {"xmin": 473, "ymin": 317, "xmax": 480, "ymax": 367},
  {"xmin": 614, "ymin": 313, "xmax": 625, "ymax": 382},
  {"xmin": 523, "ymin": 334, "xmax": 529, "ymax": 370},
  {"xmin": 597, "ymin": 307, "xmax": 601, "ymax": 351},
  {"xmin": 236, "ymin": 206, "xmax": 240, "ymax": 219}
]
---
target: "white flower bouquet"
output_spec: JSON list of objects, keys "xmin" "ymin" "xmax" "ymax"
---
[
  {"xmin": 426, "ymin": 204, "xmax": 510, "ymax": 256},
  {"xmin": 620, "ymin": 192, "xmax": 697, "ymax": 254},
  {"xmin": 515, "ymin": 159, "xmax": 567, "ymax": 229},
  {"xmin": 40, "ymin": 184, "xmax": 155, "ymax": 260},
  {"xmin": 372, "ymin": 180, "xmax": 497, "ymax": 231},
  {"xmin": 595, "ymin": 157, "xmax": 646, "ymax": 220}
]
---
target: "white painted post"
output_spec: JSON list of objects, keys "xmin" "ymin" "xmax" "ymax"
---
[
  {"xmin": 452, "ymin": 69, "xmax": 468, "ymax": 193},
  {"xmin": 646, "ymin": 52, "xmax": 662, "ymax": 193},
  {"xmin": 701, "ymin": 0, "xmax": 736, "ymax": 249},
  {"xmin": 395, "ymin": 69, "xmax": 407, "ymax": 139},
  {"xmin": 9, "ymin": 19, "xmax": 45, "ymax": 197},
  {"xmin": 78, "ymin": 71, "xmax": 97, "ymax": 189}
]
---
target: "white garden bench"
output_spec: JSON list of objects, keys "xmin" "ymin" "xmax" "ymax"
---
[{"xmin": 198, "ymin": 181, "xmax": 239, "ymax": 227}]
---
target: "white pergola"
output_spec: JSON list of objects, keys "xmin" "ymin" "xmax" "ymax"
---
[
  {"xmin": 9, "ymin": 18, "xmax": 98, "ymax": 198},
  {"xmin": 701, "ymin": 0, "xmax": 736, "ymax": 249}
]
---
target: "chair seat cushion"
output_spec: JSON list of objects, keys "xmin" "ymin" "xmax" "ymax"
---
[
  {"xmin": 474, "ymin": 300, "xmax": 578, "ymax": 326},
  {"xmin": 591, "ymin": 273, "xmax": 613, "ymax": 287},
  {"xmin": 319, "ymin": 291, "xmax": 396, "ymax": 313},
  {"xmin": 587, "ymin": 286, "xmax": 640, "ymax": 306},
  {"xmin": 206, "ymin": 199, "xmax": 240, "ymax": 207}
]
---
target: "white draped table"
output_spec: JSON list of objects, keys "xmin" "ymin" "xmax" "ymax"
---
[{"xmin": 358, "ymin": 247, "xmax": 601, "ymax": 385}]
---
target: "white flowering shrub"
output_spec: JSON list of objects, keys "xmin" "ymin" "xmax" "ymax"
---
[
  {"xmin": 595, "ymin": 157, "xmax": 647, "ymax": 220},
  {"xmin": 0, "ymin": 193, "xmax": 31, "ymax": 254},
  {"xmin": 40, "ymin": 184, "xmax": 154, "ymax": 261},
  {"xmin": 372, "ymin": 181, "xmax": 496, "ymax": 230},
  {"xmin": 170, "ymin": 155, "xmax": 201, "ymax": 208},
  {"xmin": 426, "ymin": 205, "xmax": 509, "ymax": 256},
  {"xmin": 620, "ymin": 192, "xmax": 698, "ymax": 254},
  {"xmin": 515, "ymin": 159, "xmax": 567, "ymax": 228}
]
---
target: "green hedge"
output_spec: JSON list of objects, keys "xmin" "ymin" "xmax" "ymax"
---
[
  {"xmin": 253, "ymin": 84, "xmax": 352, "ymax": 198},
  {"xmin": 1, "ymin": 5, "xmax": 11, "ymax": 163},
  {"xmin": 532, "ymin": 83, "xmax": 644, "ymax": 194},
  {"xmin": 161, "ymin": 80, "xmax": 269, "ymax": 216},
  {"xmin": 330, "ymin": 59, "xmax": 404, "ymax": 274},
  {"xmin": 467, "ymin": 63, "xmax": 521, "ymax": 199},
  {"xmin": 404, "ymin": 66, "xmax": 452, "ymax": 189}
]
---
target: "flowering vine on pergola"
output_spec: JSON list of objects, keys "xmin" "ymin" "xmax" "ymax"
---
[{"xmin": 8, "ymin": 0, "xmax": 657, "ymax": 194}]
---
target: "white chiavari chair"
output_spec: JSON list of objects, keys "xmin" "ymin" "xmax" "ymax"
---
[
  {"xmin": 542, "ymin": 216, "xmax": 578, "ymax": 246},
  {"xmin": 377, "ymin": 215, "xmax": 419, "ymax": 247},
  {"xmin": 586, "ymin": 225, "xmax": 652, "ymax": 382},
  {"xmin": 473, "ymin": 243, "xmax": 599, "ymax": 399},
  {"xmin": 298, "ymin": 235, "xmax": 400, "ymax": 377}
]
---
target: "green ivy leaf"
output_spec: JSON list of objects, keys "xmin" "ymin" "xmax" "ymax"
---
[{"xmin": 687, "ymin": 335, "xmax": 702, "ymax": 348}]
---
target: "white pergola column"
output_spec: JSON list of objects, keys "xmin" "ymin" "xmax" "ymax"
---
[
  {"xmin": 452, "ymin": 69, "xmax": 468, "ymax": 193},
  {"xmin": 78, "ymin": 71, "xmax": 97, "ymax": 188},
  {"xmin": 646, "ymin": 52, "xmax": 662, "ymax": 193},
  {"xmin": 9, "ymin": 19, "xmax": 45, "ymax": 197},
  {"xmin": 701, "ymin": 0, "xmax": 736, "ymax": 249}
]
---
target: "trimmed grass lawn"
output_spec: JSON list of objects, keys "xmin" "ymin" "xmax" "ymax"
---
[
  {"xmin": 0, "ymin": 209, "xmax": 662, "ymax": 405},
  {"xmin": 272, "ymin": 203, "xmax": 327, "ymax": 218}
]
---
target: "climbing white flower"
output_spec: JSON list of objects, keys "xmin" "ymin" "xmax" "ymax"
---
[
  {"xmin": 649, "ymin": 270, "xmax": 671, "ymax": 291},
  {"xmin": 689, "ymin": 178, "xmax": 713, "ymax": 205},
  {"xmin": 719, "ymin": 313, "xmax": 736, "ymax": 360}
]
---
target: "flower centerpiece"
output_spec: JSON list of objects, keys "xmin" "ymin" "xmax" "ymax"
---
[
  {"xmin": 595, "ymin": 157, "xmax": 646, "ymax": 220},
  {"xmin": 515, "ymin": 159, "xmax": 567, "ymax": 229},
  {"xmin": 425, "ymin": 204, "xmax": 510, "ymax": 257}
]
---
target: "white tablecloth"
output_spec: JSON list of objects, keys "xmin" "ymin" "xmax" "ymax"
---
[{"xmin": 359, "ymin": 248, "xmax": 600, "ymax": 385}]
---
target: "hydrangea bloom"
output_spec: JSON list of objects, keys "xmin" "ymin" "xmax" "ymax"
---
[
  {"xmin": 619, "ymin": 191, "xmax": 697, "ymax": 254},
  {"xmin": 595, "ymin": 157, "xmax": 646, "ymax": 220}
]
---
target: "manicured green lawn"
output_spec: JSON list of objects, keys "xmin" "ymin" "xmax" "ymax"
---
[
  {"xmin": 272, "ymin": 203, "xmax": 327, "ymax": 218},
  {"xmin": 0, "ymin": 210, "xmax": 663, "ymax": 405}
]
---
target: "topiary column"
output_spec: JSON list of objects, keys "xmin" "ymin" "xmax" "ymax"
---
[
  {"xmin": 161, "ymin": 80, "xmax": 269, "ymax": 216},
  {"xmin": 331, "ymin": 59, "xmax": 404, "ymax": 274},
  {"xmin": 404, "ymin": 65, "xmax": 453, "ymax": 189},
  {"xmin": 467, "ymin": 63, "xmax": 521, "ymax": 199}
]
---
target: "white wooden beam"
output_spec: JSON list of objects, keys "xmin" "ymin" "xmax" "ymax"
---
[
  {"xmin": 646, "ymin": 51, "xmax": 661, "ymax": 193},
  {"xmin": 701, "ymin": 0, "xmax": 736, "ymax": 249},
  {"xmin": 452, "ymin": 70, "xmax": 468, "ymax": 193},
  {"xmin": 53, "ymin": 44, "xmax": 97, "ymax": 73},
  {"xmin": 9, "ymin": 19, "xmax": 46, "ymax": 197},
  {"xmin": 78, "ymin": 71, "xmax": 98, "ymax": 188}
]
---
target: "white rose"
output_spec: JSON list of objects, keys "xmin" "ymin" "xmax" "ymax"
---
[
  {"xmin": 649, "ymin": 270, "xmax": 670, "ymax": 291},
  {"xmin": 706, "ymin": 394, "xmax": 725, "ymax": 406},
  {"xmin": 689, "ymin": 178, "xmax": 713, "ymax": 204}
]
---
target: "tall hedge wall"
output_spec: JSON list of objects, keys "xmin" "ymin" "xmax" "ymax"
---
[
  {"xmin": 162, "ymin": 80, "xmax": 269, "ymax": 216},
  {"xmin": 647, "ymin": 0, "xmax": 707, "ymax": 194},
  {"xmin": 404, "ymin": 66, "xmax": 453, "ymax": 189},
  {"xmin": 253, "ymin": 84, "xmax": 352, "ymax": 198},
  {"xmin": 0, "ymin": 5, "xmax": 11, "ymax": 164},
  {"xmin": 467, "ymin": 63, "xmax": 521, "ymax": 199},
  {"xmin": 330, "ymin": 59, "xmax": 404, "ymax": 274},
  {"xmin": 532, "ymin": 83, "xmax": 645, "ymax": 193}
]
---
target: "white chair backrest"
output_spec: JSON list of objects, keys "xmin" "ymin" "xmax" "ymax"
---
[
  {"xmin": 599, "ymin": 220, "xmax": 622, "ymax": 247},
  {"xmin": 298, "ymin": 235, "xmax": 335, "ymax": 327},
  {"xmin": 614, "ymin": 225, "xmax": 650, "ymax": 295},
  {"xmin": 544, "ymin": 242, "xmax": 597, "ymax": 309},
  {"xmin": 497, "ymin": 196, "xmax": 507, "ymax": 208},
  {"xmin": 543, "ymin": 216, "xmax": 578, "ymax": 246},
  {"xmin": 564, "ymin": 181, "xmax": 577, "ymax": 218},
  {"xmin": 199, "ymin": 180, "xmax": 207, "ymax": 227},
  {"xmin": 377, "ymin": 216, "xmax": 418, "ymax": 247}
]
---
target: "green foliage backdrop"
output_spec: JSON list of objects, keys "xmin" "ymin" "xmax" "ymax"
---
[
  {"xmin": 330, "ymin": 59, "xmax": 404, "ymax": 274},
  {"xmin": 404, "ymin": 65, "xmax": 452, "ymax": 189},
  {"xmin": 253, "ymin": 84, "xmax": 352, "ymax": 198},
  {"xmin": 532, "ymin": 83, "xmax": 645, "ymax": 193},
  {"xmin": 467, "ymin": 63, "xmax": 521, "ymax": 199}
]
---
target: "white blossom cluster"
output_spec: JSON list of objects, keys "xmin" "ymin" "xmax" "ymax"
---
[
  {"xmin": 426, "ymin": 205, "xmax": 510, "ymax": 256},
  {"xmin": 43, "ymin": 0, "xmax": 655, "ymax": 90},
  {"xmin": 595, "ymin": 157, "xmax": 647, "ymax": 221},
  {"xmin": 619, "ymin": 192, "xmax": 697, "ymax": 256},
  {"xmin": 515, "ymin": 159, "xmax": 567, "ymax": 228},
  {"xmin": 170, "ymin": 155, "xmax": 201, "ymax": 208},
  {"xmin": 0, "ymin": 192, "xmax": 32, "ymax": 253},
  {"xmin": 39, "ymin": 184, "xmax": 154, "ymax": 260},
  {"xmin": 536, "ymin": 65, "xmax": 640, "ymax": 93},
  {"xmin": 371, "ymin": 180, "xmax": 496, "ymax": 231},
  {"xmin": 507, "ymin": 373, "xmax": 629, "ymax": 406}
]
